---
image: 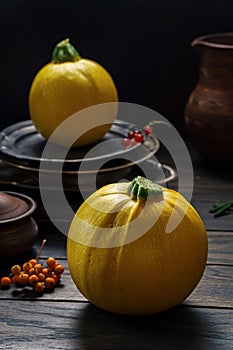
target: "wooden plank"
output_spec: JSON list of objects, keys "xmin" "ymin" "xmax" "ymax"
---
[
  {"xmin": 186, "ymin": 265, "xmax": 233, "ymax": 308},
  {"xmin": 32, "ymin": 189, "xmax": 233, "ymax": 232},
  {"xmin": 34, "ymin": 227, "xmax": 233, "ymax": 266},
  {"xmin": 163, "ymin": 185, "xmax": 233, "ymax": 231},
  {"xmin": 5, "ymin": 221, "xmax": 230, "ymax": 263},
  {"xmin": 207, "ymin": 231, "xmax": 233, "ymax": 265},
  {"xmin": 1, "ymin": 261, "xmax": 232, "ymax": 309},
  {"xmin": 1, "ymin": 226, "xmax": 232, "ymax": 276},
  {"xmin": 192, "ymin": 202, "xmax": 233, "ymax": 231},
  {"xmin": 192, "ymin": 187, "xmax": 233, "ymax": 203},
  {"xmin": 1, "ymin": 228, "xmax": 232, "ymax": 270},
  {"xmin": 0, "ymin": 300, "xmax": 232, "ymax": 350},
  {"xmin": 35, "ymin": 210, "xmax": 233, "ymax": 233}
]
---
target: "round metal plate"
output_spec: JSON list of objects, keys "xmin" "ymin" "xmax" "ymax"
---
[{"xmin": 0, "ymin": 120, "xmax": 160, "ymax": 173}]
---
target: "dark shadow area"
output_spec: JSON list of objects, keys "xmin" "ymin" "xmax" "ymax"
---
[{"xmin": 71, "ymin": 303, "xmax": 217, "ymax": 349}]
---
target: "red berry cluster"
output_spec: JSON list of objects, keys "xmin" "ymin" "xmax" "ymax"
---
[
  {"xmin": 121, "ymin": 125, "xmax": 152, "ymax": 149},
  {"xmin": 0, "ymin": 257, "xmax": 64, "ymax": 294}
]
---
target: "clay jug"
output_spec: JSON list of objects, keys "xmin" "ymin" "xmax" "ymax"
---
[{"xmin": 185, "ymin": 33, "xmax": 233, "ymax": 165}]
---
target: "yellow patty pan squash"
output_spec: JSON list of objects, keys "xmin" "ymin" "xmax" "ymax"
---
[
  {"xmin": 67, "ymin": 176, "xmax": 208, "ymax": 315},
  {"xmin": 29, "ymin": 38, "xmax": 118, "ymax": 147}
]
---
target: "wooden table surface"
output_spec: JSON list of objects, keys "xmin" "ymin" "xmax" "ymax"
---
[{"xmin": 0, "ymin": 145, "xmax": 232, "ymax": 350}]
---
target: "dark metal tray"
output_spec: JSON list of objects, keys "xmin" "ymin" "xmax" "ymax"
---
[{"xmin": 0, "ymin": 120, "xmax": 160, "ymax": 172}]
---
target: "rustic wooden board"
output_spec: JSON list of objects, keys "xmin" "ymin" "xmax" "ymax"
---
[
  {"xmin": 33, "ymin": 228, "xmax": 233, "ymax": 265},
  {"xmin": 0, "ymin": 300, "xmax": 232, "ymax": 350},
  {"xmin": 34, "ymin": 203, "xmax": 233, "ymax": 232},
  {"xmin": 192, "ymin": 202, "xmax": 233, "ymax": 231},
  {"xmin": 207, "ymin": 231, "xmax": 233, "ymax": 265},
  {"xmin": 187, "ymin": 265, "xmax": 233, "ymax": 308},
  {"xmin": 1, "ymin": 228, "xmax": 232, "ymax": 270},
  {"xmin": 1, "ymin": 261, "xmax": 232, "ymax": 310}
]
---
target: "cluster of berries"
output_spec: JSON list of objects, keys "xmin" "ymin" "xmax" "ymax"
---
[
  {"xmin": 121, "ymin": 124, "xmax": 152, "ymax": 148},
  {"xmin": 0, "ymin": 256, "xmax": 64, "ymax": 294}
]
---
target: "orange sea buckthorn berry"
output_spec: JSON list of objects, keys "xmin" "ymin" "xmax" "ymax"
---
[
  {"xmin": 38, "ymin": 273, "xmax": 45, "ymax": 282},
  {"xmin": 22, "ymin": 262, "xmax": 32, "ymax": 273},
  {"xmin": 1, "ymin": 276, "xmax": 11, "ymax": 287},
  {"xmin": 29, "ymin": 274, "xmax": 39, "ymax": 286},
  {"xmin": 54, "ymin": 274, "xmax": 61, "ymax": 284},
  {"xmin": 53, "ymin": 261, "xmax": 60, "ymax": 269},
  {"xmin": 46, "ymin": 257, "xmax": 56, "ymax": 268},
  {"xmin": 20, "ymin": 273, "xmax": 29, "ymax": 285},
  {"xmin": 29, "ymin": 267, "xmax": 38, "ymax": 275},
  {"xmin": 29, "ymin": 259, "xmax": 37, "ymax": 267},
  {"xmin": 42, "ymin": 267, "xmax": 48, "ymax": 274},
  {"xmin": 54, "ymin": 264, "xmax": 64, "ymax": 275},
  {"xmin": 34, "ymin": 282, "xmax": 45, "ymax": 294},
  {"xmin": 45, "ymin": 277, "xmax": 56, "ymax": 289},
  {"xmin": 34, "ymin": 264, "xmax": 43, "ymax": 273},
  {"xmin": 51, "ymin": 274, "xmax": 59, "ymax": 285},
  {"xmin": 42, "ymin": 267, "xmax": 52, "ymax": 277},
  {"xmin": 11, "ymin": 265, "xmax": 21, "ymax": 275},
  {"xmin": 12, "ymin": 274, "xmax": 21, "ymax": 284}
]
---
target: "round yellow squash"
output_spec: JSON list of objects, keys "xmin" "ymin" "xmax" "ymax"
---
[
  {"xmin": 29, "ymin": 38, "xmax": 118, "ymax": 147},
  {"xmin": 67, "ymin": 176, "xmax": 208, "ymax": 315}
]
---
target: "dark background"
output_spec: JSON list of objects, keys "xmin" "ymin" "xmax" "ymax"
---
[{"xmin": 1, "ymin": 0, "xmax": 233, "ymax": 135}]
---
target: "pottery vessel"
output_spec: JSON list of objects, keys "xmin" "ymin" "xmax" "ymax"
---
[
  {"xmin": 185, "ymin": 32, "xmax": 233, "ymax": 164},
  {"xmin": 0, "ymin": 191, "xmax": 38, "ymax": 257}
]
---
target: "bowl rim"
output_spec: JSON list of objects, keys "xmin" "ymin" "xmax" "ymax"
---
[
  {"xmin": 0, "ymin": 191, "xmax": 37, "ymax": 224},
  {"xmin": 191, "ymin": 32, "xmax": 233, "ymax": 49}
]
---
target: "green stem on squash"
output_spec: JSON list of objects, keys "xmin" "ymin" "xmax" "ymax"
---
[
  {"xmin": 128, "ymin": 176, "xmax": 163, "ymax": 201},
  {"xmin": 52, "ymin": 38, "xmax": 81, "ymax": 63}
]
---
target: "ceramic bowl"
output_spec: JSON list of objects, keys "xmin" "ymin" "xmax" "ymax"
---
[{"xmin": 0, "ymin": 191, "xmax": 38, "ymax": 257}]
